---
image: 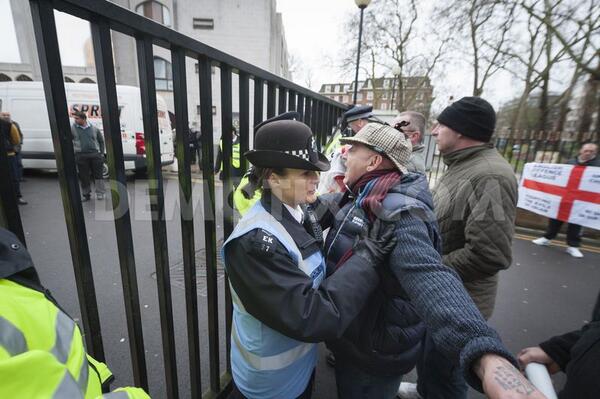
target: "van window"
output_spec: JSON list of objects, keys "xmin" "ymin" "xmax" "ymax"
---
[{"xmin": 11, "ymin": 99, "xmax": 49, "ymax": 129}]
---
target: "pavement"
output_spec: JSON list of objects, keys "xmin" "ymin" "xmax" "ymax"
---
[{"xmin": 15, "ymin": 171, "xmax": 600, "ymax": 398}]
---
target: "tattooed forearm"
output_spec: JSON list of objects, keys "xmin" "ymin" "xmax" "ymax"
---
[{"xmin": 493, "ymin": 365, "xmax": 537, "ymax": 395}]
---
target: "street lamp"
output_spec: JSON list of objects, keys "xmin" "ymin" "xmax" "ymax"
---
[
  {"xmin": 390, "ymin": 65, "xmax": 401, "ymax": 112},
  {"xmin": 352, "ymin": 0, "xmax": 371, "ymax": 105}
]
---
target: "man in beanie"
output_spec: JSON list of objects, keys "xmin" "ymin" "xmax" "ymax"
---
[
  {"xmin": 408, "ymin": 97, "xmax": 518, "ymax": 399},
  {"xmin": 315, "ymin": 123, "xmax": 541, "ymax": 399}
]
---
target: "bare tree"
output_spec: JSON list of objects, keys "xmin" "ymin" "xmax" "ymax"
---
[
  {"xmin": 340, "ymin": 0, "xmax": 447, "ymax": 116},
  {"xmin": 435, "ymin": 0, "xmax": 517, "ymax": 96},
  {"xmin": 520, "ymin": 0, "xmax": 600, "ymax": 135}
]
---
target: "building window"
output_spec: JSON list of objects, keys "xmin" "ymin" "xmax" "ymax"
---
[
  {"xmin": 381, "ymin": 103, "xmax": 388, "ymax": 110},
  {"xmin": 79, "ymin": 77, "xmax": 95, "ymax": 83},
  {"xmin": 356, "ymin": 93, "xmax": 363, "ymax": 101},
  {"xmin": 382, "ymin": 92, "xmax": 388, "ymax": 100},
  {"xmin": 136, "ymin": 1, "xmax": 171, "ymax": 26},
  {"xmin": 367, "ymin": 91, "xmax": 373, "ymax": 100},
  {"xmin": 16, "ymin": 74, "xmax": 33, "ymax": 81},
  {"xmin": 0, "ymin": 74, "xmax": 12, "ymax": 81},
  {"xmin": 193, "ymin": 18, "xmax": 214, "ymax": 30},
  {"xmin": 154, "ymin": 57, "xmax": 173, "ymax": 91},
  {"xmin": 338, "ymin": 95, "xmax": 343, "ymax": 102},
  {"xmin": 416, "ymin": 92, "xmax": 424, "ymax": 100},
  {"xmin": 64, "ymin": 76, "xmax": 75, "ymax": 83}
]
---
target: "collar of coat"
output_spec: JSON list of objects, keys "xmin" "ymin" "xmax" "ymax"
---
[
  {"xmin": 260, "ymin": 192, "xmax": 321, "ymax": 259},
  {"xmin": 442, "ymin": 142, "xmax": 494, "ymax": 166}
]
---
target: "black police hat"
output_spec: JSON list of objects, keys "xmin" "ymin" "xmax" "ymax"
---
[
  {"xmin": 0, "ymin": 228, "xmax": 34, "ymax": 279},
  {"xmin": 343, "ymin": 105, "xmax": 373, "ymax": 123},
  {"xmin": 245, "ymin": 112, "xmax": 330, "ymax": 171}
]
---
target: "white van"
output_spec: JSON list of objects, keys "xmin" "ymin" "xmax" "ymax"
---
[{"xmin": 0, "ymin": 81, "xmax": 174, "ymax": 176}]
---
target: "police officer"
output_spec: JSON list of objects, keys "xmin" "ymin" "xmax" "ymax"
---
[
  {"xmin": 222, "ymin": 113, "xmax": 397, "ymax": 399},
  {"xmin": 215, "ymin": 126, "xmax": 242, "ymax": 183},
  {"xmin": 0, "ymin": 228, "xmax": 149, "ymax": 399}
]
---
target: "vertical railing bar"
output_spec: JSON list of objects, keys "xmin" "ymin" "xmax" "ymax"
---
[
  {"xmin": 288, "ymin": 90, "xmax": 296, "ymax": 112},
  {"xmin": 322, "ymin": 104, "xmax": 329, "ymax": 148},
  {"xmin": 267, "ymin": 82, "xmax": 276, "ymax": 118},
  {"xmin": 239, "ymin": 73, "xmax": 250, "ymax": 174},
  {"xmin": 304, "ymin": 98, "xmax": 312, "ymax": 128},
  {"xmin": 297, "ymin": 94, "xmax": 305, "ymax": 121},
  {"xmin": 311, "ymin": 100, "xmax": 319, "ymax": 150},
  {"xmin": 135, "ymin": 35, "xmax": 179, "ymax": 398},
  {"xmin": 253, "ymin": 78, "xmax": 264, "ymax": 136},
  {"xmin": 319, "ymin": 102, "xmax": 327, "ymax": 148},
  {"xmin": 198, "ymin": 54, "xmax": 221, "ymax": 393},
  {"xmin": 29, "ymin": 0, "xmax": 105, "ymax": 361},
  {"xmin": 278, "ymin": 87, "xmax": 287, "ymax": 115},
  {"xmin": 220, "ymin": 65, "xmax": 234, "ymax": 377},
  {"xmin": 171, "ymin": 46, "xmax": 202, "ymax": 398},
  {"xmin": 91, "ymin": 19, "xmax": 148, "ymax": 389}
]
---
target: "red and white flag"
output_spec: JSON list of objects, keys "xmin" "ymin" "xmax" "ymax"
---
[{"xmin": 518, "ymin": 162, "xmax": 600, "ymax": 230}]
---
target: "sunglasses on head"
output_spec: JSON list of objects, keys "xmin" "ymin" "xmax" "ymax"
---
[{"xmin": 394, "ymin": 120, "xmax": 410, "ymax": 131}]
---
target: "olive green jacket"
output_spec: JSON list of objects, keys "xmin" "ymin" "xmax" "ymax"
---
[{"xmin": 433, "ymin": 143, "xmax": 518, "ymax": 319}]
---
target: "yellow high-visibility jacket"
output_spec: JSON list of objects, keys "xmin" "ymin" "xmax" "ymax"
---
[{"xmin": 0, "ymin": 278, "xmax": 149, "ymax": 399}]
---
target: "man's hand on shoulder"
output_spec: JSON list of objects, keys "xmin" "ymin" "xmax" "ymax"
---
[{"xmin": 475, "ymin": 354, "xmax": 547, "ymax": 399}]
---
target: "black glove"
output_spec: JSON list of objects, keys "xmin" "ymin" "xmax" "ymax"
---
[{"xmin": 352, "ymin": 218, "xmax": 397, "ymax": 267}]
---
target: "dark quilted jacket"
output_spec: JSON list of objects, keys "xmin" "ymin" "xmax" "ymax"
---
[{"xmin": 433, "ymin": 143, "xmax": 518, "ymax": 319}]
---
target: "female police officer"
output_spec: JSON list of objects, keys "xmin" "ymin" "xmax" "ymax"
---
[{"xmin": 222, "ymin": 113, "xmax": 397, "ymax": 399}]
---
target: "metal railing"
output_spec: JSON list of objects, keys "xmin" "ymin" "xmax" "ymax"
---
[
  {"xmin": 0, "ymin": 1, "xmax": 345, "ymax": 397},
  {"xmin": 425, "ymin": 130, "xmax": 599, "ymax": 185}
]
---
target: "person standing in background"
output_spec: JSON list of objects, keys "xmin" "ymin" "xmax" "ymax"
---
[
  {"xmin": 71, "ymin": 111, "xmax": 106, "ymax": 201},
  {"xmin": 532, "ymin": 141, "xmax": 599, "ymax": 258}
]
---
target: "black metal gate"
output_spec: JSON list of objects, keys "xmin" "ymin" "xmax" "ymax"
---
[{"xmin": 0, "ymin": 0, "xmax": 345, "ymax": 397}]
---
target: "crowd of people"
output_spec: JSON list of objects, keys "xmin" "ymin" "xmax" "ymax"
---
[
  {"xmin": 223, "ymin": 98, "xmax": 599, "ymax": 399},
  {"xmin": 1, "ymin": 96, "xmax": 598, "ymax": 399}
]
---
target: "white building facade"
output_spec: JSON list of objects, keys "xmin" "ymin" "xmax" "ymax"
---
[{"xmin": 1, "ymin": 0, "xmax": 291, "ymax": 136}]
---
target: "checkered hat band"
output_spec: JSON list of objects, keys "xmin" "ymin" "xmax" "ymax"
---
[{"xmin": 283, "ymin": 148, "xmax": 311, "ymax": 160}]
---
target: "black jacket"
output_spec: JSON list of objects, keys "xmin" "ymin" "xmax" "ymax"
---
[
  {"xmin": 539, "ymin": 290, "xmax": 600, "ymax": 399},
  {"xmin": 223, "ymin": 193, "xmax": 381, "ymax": 342}
]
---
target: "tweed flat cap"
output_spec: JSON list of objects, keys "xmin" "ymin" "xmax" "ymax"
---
[{"xmin": 340, "ymin": 123, "xmax": 412, "ymax": 174}]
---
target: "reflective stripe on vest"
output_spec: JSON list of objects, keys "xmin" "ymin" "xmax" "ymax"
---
[
  {"xmin": 53, "ymin": 370, "xmax": 85, "ymax": 399},
  {"xmin": 231, "ymin": 323, "xmax": 314, "ymax": 371},
  {"xmin": 0, "ymin": 316, "xmax": 28, "ymax": 356}
]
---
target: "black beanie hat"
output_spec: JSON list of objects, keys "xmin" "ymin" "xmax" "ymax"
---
[{"xmin": 437, "ymin": 96, "xmax": 496, "ymax": 142}]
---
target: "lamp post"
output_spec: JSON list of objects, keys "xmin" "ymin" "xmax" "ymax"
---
[
  {"xmin": 352, "ymin": 0, "xmax": 371, "ymax": 105},
  {"xmin": 390, "ymin": 65, "xmax": 401, "ymax": 112}
]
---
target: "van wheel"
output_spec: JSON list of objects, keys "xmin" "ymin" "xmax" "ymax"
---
[{"xmin": 102, "ymin": 162, "xmax": 109, "ymax": 179}]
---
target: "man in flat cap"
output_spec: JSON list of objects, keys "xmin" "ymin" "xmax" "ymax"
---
[
  {"xmin": 408, "ymin": 96, "xmax": 518, "ymax": 399},
  {"xmin": 315, "ymin": 122, "xmax": 541, "ymax": 399},
  {"xmin": 320, "ymin": 105, "xmax": 383, "ymax": 193}
]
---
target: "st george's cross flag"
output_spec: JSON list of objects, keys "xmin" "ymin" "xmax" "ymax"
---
[{"xmin": 518, "ymin": 163, "xmax": 600, "ymax": 230}]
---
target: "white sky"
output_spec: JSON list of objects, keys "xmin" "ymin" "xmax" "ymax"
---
[{"xmin": 0, "ymin": 0, "xmax": 547, "ymax": 112}]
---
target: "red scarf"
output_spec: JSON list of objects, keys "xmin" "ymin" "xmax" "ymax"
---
[{"xmin": 335, "ymin": 169, "xmax": 401, "ymax": 269}]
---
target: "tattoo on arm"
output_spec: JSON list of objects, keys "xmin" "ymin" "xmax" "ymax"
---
[{"xmin": 493, "ymin": 365, "xmax": 537, "ymax": 395}]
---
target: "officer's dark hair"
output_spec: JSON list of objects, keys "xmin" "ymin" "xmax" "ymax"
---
[{"xmin": 240, "ymin": 166, "xmax": 286, "ymax": 199}]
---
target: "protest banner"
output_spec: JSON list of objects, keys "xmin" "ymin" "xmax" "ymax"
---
[{"xmin": 518, "ymin": 163, "xmax": 600, "ymax": 230}]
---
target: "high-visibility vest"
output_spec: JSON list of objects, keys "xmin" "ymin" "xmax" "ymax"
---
[
  {"xmin": 220, "ymin": 139, "xmax": 240, "ymax": 169},
  {"xmin": 0, "ymin": 279, "xmax": 149, "ymax": 399},
  {"xmin": 222, "ymin": 202, "xmax": 325, "ymax": 399},
  {"xmin": 232, "ymin": 176, "xmax": 261, "ymax": 216},
  {"xmin": 324, "ymin": 130, "xmax": 342, "ymax": 159}
]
